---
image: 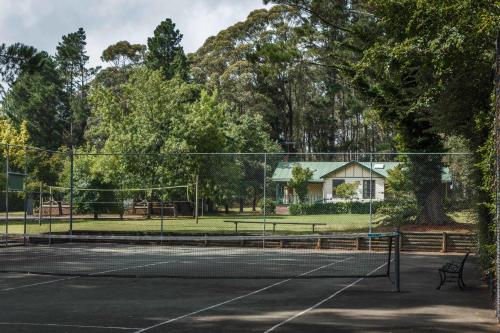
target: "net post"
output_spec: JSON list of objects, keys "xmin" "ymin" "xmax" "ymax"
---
[
  {"xmin": 394, "ymin": 228, "xmax": 401, "ymax": 292},
  {"xmin": 69, "ymin": 147, "xmax": 74, "ymax": 235},
  {"xmin": 4, "ymin": 144, "xmax": 9, "ymax": 246},
  {"xmin": 386, "ymin": 234, "xmax": 393, "ymax": 277},
  {"xmin": 195, "ymin": 174, "xmax": 199, "ymax": 224}
]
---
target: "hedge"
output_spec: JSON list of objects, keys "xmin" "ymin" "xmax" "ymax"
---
[{"xmin": 289, "ymin": 201, "xmax": 383, "ymax": 215}]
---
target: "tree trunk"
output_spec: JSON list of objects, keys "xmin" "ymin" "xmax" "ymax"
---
[
  {"xmin": 252, "ymin": 196, "xmax": 257, "ymax": 212},
  {"xmin": 239, "ymin": 198, "xmax": 244, "ymax": 213},
  {"xmin": 147, "ymin": 201, "xmax": 152, "ymax": 219},
  {"xmin": 416, "ymin": 184, "xmax": 452, "ymax": 225},
  {"xmin": 225, "ymin": 204, "xmax": 229, "ymax": 214},
  {"xmin": 93, "ymin": 211, "xmax": 98, "ymax": 220},
  {"xmin": 57, "ymin": 201, "xmax": 63, "ymax": 216},
  {"xmin": 207, "ymin": 198, "xmax": 214, "ymax": 213}
]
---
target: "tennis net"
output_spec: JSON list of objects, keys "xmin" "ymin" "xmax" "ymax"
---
[{"xmin": 0, "ymin": 232, "xmax": 399, "ymax": 280}]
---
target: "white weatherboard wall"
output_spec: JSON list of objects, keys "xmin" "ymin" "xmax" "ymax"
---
[{"xmin": 322, "ymin": 163, "xmax": 385, "ymax": 202}]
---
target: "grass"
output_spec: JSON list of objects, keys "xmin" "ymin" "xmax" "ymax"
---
[
  {"xmin": 4, "ymin": 213, "xmax": 372, "ymax": 235},
  {"xmin": 2, "ymin": 210, "xmax": 474, "ymax": 235}
]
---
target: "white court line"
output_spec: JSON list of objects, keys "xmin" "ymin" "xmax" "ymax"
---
[
  {"xmin": 134, "ymin": 257, "xmax": 353, "ymax": 333},
  {"xmin": 0, "ymin": 245, "xmax": 239, "ymax": 292},
  {"xmin": 0, "ymin": 260, "xmax": 174, "ymax": 292},
  {"xmin": 0, "ymin": 322, "xmax": 140, "ymax": 330},
  {"xmin": 263, "ymin": 261, "xmax": 389, "ymax": 333}
]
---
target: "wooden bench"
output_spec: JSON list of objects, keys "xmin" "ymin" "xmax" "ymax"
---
[
  {"xmin": 437, "ymin": 252, "xmax": 469, "ymax": 290},
  {"xmin": 223, "ymin": 220, "xmax": 326, "ymax": 233}
]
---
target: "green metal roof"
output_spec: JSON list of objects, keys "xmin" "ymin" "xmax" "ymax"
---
[{"xmin": 271, "ymin": 161, "xmax": 451, "ymax": 182}]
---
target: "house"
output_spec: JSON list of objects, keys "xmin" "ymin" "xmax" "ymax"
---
[{"xmin": 271, "ymin": 161, "xmax": 451, "ymax": 204}]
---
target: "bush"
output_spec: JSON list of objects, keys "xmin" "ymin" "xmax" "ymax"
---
[
  {"xmin": 289, "ymin": 201, "xmax": 383, "ymax": 215},
  {"xmin": 375, "ymin": 197, "xmax": 419, "ymax": 226},
  {"xmin": 260, "ymin": 198, "xmax": 276, "ymax": 215}
]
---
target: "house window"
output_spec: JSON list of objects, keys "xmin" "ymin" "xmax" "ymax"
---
[
  {"xmin": 332, "ymin": 179, "xmax": 345, "ymax": 198},
  {"xmin": 363, "ymin": 180, "xmax": 375, "ymax": 199}
]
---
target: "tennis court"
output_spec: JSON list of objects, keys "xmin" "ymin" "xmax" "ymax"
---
[{"xmin": 0, "ymin": 233, "xmax": 496, "ymax": 332}]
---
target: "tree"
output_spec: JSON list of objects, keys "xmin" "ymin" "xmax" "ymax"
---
[
  {"xmin": 59, "ymin": 152, "xmax": 121, "ymax": 220},
  {"xmin": 0, "ymin": 43, "xmax": 49, "ymax": 86},
  {"xmin": 0, "ymin": 118, "xmax": 30, "ymax": 166},
  {"xmin": 191, "ymin": 5, "xmax": 392, "ymax": 153},
  {"xmin": 351, "ymin": 0, "xmax": 498, "ymax": 227},
  {"xmin": 0, "ymin": 118, "xmax": 30, "ymax": 193},
  {"xmin": 55, "ymin": 28, "xmax": 96, "ymax": 146},
  {"xmin": 2, "ymin": 67, "xmax": 66, "ymax": 150},
  {"xmin": 335, "ymin": 182, "xmax": 358, "ymax": 201},
  {"xmin": 101, "ymin": 41, "xmax": 146, "ymax": 67},
  {"xmin": 146, "ymin": 18, "xmax": 188, "ymax": 80},
  {"xmin": 0, "ymin": 43, "xmax": 67, "ymax": 149},
  {"xmin": 287, "ymin": 165, "xmax": 313, "ymax": 202}
]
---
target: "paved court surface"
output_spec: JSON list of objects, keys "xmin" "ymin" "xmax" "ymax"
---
[{"xmin": 0, "ymin": 253, "xmax": 497, "ymax": 332}]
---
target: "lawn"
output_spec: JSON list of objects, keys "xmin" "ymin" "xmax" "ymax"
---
[
  {"xmin": 4, "ymin": 213, "xmax": 373, "ymax": 235},
  {"xmin": 1, "ymin": 210, "xmax": 475, "ymax": 235}
]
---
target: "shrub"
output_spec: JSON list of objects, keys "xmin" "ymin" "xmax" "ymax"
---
[
  {"xmin": 375, "ymin": 197, "xmax": 419, "ymax": 226},
  {"xmin": 289, "ymin": 201, "xmax": 383, "ymax": 215},
  {"xmin": 260, "ymin": 198, "xmax": 276, "ymax": 215},
  {"xmin": 287, "ymin": 165, "xmax": 313, "ymax": 202}
]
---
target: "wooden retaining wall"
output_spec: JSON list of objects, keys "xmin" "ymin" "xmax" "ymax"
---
[
  {"xmin": 157, "ymin": 232, "xmax": 476, "ymax": 253},
  {"xmin": 399, "ymin": 232, "xmax": 476, "ymax": 253},
  {"xmin": 35, "ymin": 231, "xmax": 477, "ymax": 253}
]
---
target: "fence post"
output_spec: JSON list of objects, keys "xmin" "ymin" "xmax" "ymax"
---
[
  {"xmin": 38, "ymin": 184, "xmax": 42, "ymax": 225},
  {"xmin": 495, "ymin": 28, "xmax": 500, "ymax": 322},
  {"xmin": 5, "ymin": 144, "xmax": 9, "ymax": 246},
  {"xmin": 49, "ymin": 186, "xmax": 52, "ymax": 245},
  {"xmin": 195, "ymin": 174, "xmax": 199, "ymax": 224},
  {"xmin": 160, "ymin": 200, "xmax": 164, "ymax": 243},
  {"xmin": 69, "ymin": 147, "xmax": 74, "ymax": 235},
  {"xmin": 369, "ymin": 152, "xmax": 373, "ymax": 251},
  {"xmin": 262, "ymin": 153, "xmax": 267, "ymax": 248},
  {"xmin": 441, "ymin": 232, "xmax": 448, "ymax": 253},
  {"xmin": 23, "ymin": 147, "xmax": 27, "ymax": 243},
  {"xmin": 395, "ymin": 228, "xmax": 401, "ymax": 292}
]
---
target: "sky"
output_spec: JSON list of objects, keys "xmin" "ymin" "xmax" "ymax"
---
[{"xmin": 0, "ymin": 0, "xmax": 270, "ymax": 68}]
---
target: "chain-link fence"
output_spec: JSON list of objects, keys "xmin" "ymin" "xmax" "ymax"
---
[
  {"xmin": 0, "ymin": 145, "xmax": 478, "ymax": 246},
  {"xmin": 0, "ymin": 145, "xmax": 482, "ymax": 284}
]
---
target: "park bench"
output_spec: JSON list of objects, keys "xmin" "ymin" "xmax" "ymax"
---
[
  {"xmin": 436, "ymin": 252, "xmax": 469, "ymax": 290},
  {"xmin": 223, "ymin": 220, "xmax": 326, "ymax": 233}
]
